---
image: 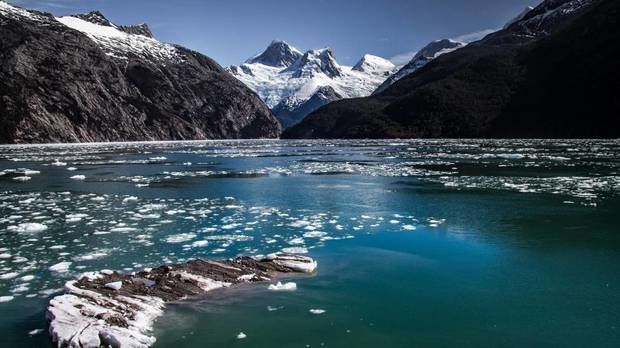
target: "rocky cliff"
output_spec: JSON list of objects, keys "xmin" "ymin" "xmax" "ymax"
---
[{"xmin": 0, "ymin": 2, "xmax": 281, "ymax": 143}]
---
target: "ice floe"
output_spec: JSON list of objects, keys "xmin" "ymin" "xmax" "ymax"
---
[
  {"xmin": 309, "ymin": 309, "xmax": 326, "ymax": 315},
  {"xmin": 0, "ymin": 296, "xmax": 15, "ymax": 303},
  {"xmin": 268, "ymin": 282, "xmax": 297, "ymax": 291},
  {"xmin": 49, "ymin": 262, "xmax": 72, "ymax": 273},
  {"xmin": 7, "ymin": 223, "xmax": 48, "ymax": 233}
]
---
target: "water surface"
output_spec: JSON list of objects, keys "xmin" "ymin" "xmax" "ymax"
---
[{"xmin": 0, "ymin": 140, "xmax": 618, "ymax": 347}]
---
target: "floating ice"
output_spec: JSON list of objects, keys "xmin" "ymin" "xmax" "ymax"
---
[
  {"xmin": 7, "ymin": 223, "xmax": 48, "ymax": 233},
  {"xmin": 268, "ymin": 282, "xmax": 297, "ymax": 291},
  {"xmin": 303, "ymin": 231, "xmax": 328, "ymax": 238},
  {"xmin": 13, "ymin": 176, "xmax": 31, "ymax": 182},
  {"xmin": 50, "ymin": 160, "xmax": 67, "ymax": 166},
  {"xmin": 191, "ymin": 240, "xmax": 209, "ymax": 248},
  {"xmin": 49, "ymin": 262, "xmax": 72, "ymax": 273},
  {"xmin": 122, "ymin": 196, "xmax": 138, "ymax": 204},
  {"xmin": 0, "ymin": 272, "xmax": 19, "ymax": 280},
  {"xmin": 165, "ymin": 233, "xmax": 197, "ymax": 244},
  {"xmin": 73, "ymin": 251, "xmax": 109, "ymax": 261},
  {"xmin": 237, "ymin": 332, "xmax": 247, "ymax": 339},
  {"xmin": 309, "ymin": 309, "xmax": 326, "ymax": 315},
  {"xmin": 0, "ymin": 296, "xmax": 14, "ymax": 303},
  {"xmin": 70, "ymin": 175, "xmax": 86, "ymax": 180},
  {"xmin": 281, "ymin": 247, "xmax": 309, "ymax": 254},
  {"xmin": 287, "ymin": 237, "xmax": 305, "ymax": 245}
]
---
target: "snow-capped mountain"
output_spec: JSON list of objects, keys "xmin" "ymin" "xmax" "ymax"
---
[
  {"xmin": 246, "ymin": 40, "xmax": 302, "ymax": 67},
  {"xmin": 228, "ymin": 41, "xmax": 395, "ymax": 127},
  {"xmin": 374, "ymin": 39, "xmax": 465, "ymax": 94},
  {"xmin": 0, "ymin": 1, "xmax": 280, "ymax": 143},
  {"xmin": 55, "ymin": 11, "xmax": 179, "ymax": 61}
]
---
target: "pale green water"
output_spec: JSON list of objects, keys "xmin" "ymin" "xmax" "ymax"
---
[{"xmin": 0, "ymin": 140, "xmax": 618, "ymax": 347}]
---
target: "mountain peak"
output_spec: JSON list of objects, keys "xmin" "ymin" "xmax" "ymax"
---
[
  {"xmin": 118, "ymin": 23, "xmax": 153, "ymax": 38},
  {"xmin": 74, "ymin": 11, "xmax": 113, "ymax": 27},
  {"xmin": 71, "ymin": 11, "xmax": 154, "ymax": 38},
  {"xmin": 246, "ymin": 40, "xmax": 302, "ymax": 67},
  {"xmin": 352, "ymin": 54, "xmax": 395, "ymax": 74},
  {"xmin": 284, "ymin": 48, "xmax": 342, "ymax": 78}
]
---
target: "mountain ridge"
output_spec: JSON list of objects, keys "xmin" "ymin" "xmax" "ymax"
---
[
  {"xmin": 228, "ymin": 41, "xmax": 395, "ymax": 127},
  {"xmin": 282, "ymin": 0, "xmax": 618, "ymax": 139},
  {"xmin": 0, "ymin": 1, "xmax": 281, "ymax": 143}
]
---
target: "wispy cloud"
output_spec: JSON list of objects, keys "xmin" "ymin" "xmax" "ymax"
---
[
  {"xmin": 389, "ymin": 51, "xmax": 417, "ymax": 67},
  {"xmin": 9, "ymin": 0, "xmax": 83, "ymax": 11},
  {"xmin": 452, "ymin": 28, "xmax": 497, "ymax": 43}
]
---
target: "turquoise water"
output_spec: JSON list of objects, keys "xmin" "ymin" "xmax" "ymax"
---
[{"xmin": 0, "ymin": 140, "xmax": 619, "ymax": 347}]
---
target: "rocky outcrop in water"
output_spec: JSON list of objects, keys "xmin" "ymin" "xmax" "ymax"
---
[
  {"xmin": 283, "ymin": 0, "xmax": 620, "ymax": 139},
  {"xmin": 47, "ymin": 254, "xmax": 317, "ymax": 347},
  {"xmin": 0, "ymin": 2, "xmax": 281, "ymax": 144}
]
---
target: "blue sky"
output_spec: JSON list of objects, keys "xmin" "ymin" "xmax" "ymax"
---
[{"xmin": 10, "ymin": 0, "xmax": 541, "ymax": 66}]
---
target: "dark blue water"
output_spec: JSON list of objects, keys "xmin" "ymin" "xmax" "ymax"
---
[{"xmin": 0, "ymin": 140, "xmax": 618, "ymax": 347}]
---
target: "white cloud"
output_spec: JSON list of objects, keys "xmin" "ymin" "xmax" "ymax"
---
[
  {"xmin": 452, "ymin": 28, "xmax": 497, "ymax": 43},
  {"xmin": 389, "ymin": 51, "xmax": 417, "ymax": 67}
]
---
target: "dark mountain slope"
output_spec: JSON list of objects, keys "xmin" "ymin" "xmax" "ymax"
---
[
  {"xmin": 0, "ymin": 3, "xmax": 280, "ymax": 143},
  {"xmin": 283, "ymin": 0, "xmax": 619, "ymax": 139}
]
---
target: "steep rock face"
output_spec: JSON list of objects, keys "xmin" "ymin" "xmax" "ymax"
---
[
  {"xmin": 283, "ymin": 0, "xmax": 619, "ymax": 139},
  {"xmin": 228, "ymin": 41, "xmax": 395, "ymax": 128},
  {"xmin": 246, "ymin": 40, "xmax": 302, "ymax": 67},
  {"xmin": 0, "ymin": 2, "xmax": 280, "ymax": 143}
]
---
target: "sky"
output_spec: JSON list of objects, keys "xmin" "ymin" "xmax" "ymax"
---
[{"xmin": 9, "ymin": 0, "xmax": 541, "ymax": 66}]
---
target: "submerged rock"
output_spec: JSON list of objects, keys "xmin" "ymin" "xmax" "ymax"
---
[{"xmin": 47, "ymin": 254, "xmax": 317, "ymax": 348}]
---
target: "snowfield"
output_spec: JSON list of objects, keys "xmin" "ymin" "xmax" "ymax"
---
[{"xmin": 55, "ymin": 16, "xmax": 179, "ymax": 61}]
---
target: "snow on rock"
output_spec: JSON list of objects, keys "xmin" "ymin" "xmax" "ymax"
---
[
  {"xmin": 352, "ymin": 54, "xmax": 395, "ymax": 75},
  {"xmin": 170, "ymin": 271, "xmax": 231, "ymax": 292},
  {"xmin": 0, "ymin": 1, "xmax": 48, "ymax": 21},
  {"xmin": 46, "ymin": 255, "xmax": 317, "ymax": 347},
  {"xmin": 105, "ymin": 281, "xmax": 123, "ymax": 291},
  {"xmin": 265, "ymin": 253, "xmax": 318, "ymax": 273},
  {"xmin": 55, "ymin": 14, "xmax": 179, "ymax": 62},
  {"xmin": 47, "ymin": 281, "xmax": 162, "ymax": 348},
  {"xmin": 268, "ymin": 281, "xmax": 297, "ymax": 291}
]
